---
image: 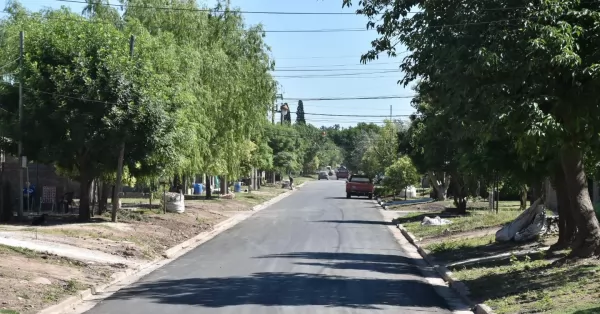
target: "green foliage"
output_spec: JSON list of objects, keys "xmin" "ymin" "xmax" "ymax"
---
[
  {"xmin": 383, "ymin": 156, "xmax": 420, "ymax": 193},
  {"xmin": 295, "ymin": 100, "xmax": 305, "ymax": 125},
  {"xmin": 0, "ymin": 0, "xmax": 277, "ymax": 220}
]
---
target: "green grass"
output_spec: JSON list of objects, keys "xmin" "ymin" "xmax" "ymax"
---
[
  {"xmin": 424, "ymin": 233, "xmax": 555, "ymax": 264},
  {"xmin": 425, "ymin": 235, "xmax": 497, "ymax": 262},
  {"xmin": 0, "ymin": 310, "xmax": 20, "ymax": 314},
  {"xmin": 453, "ymin": 256, "xmax": 600, "ymax": 314},
  {"xmin": 397, "ymin": 209, "xmax": 520, "ymax": 239}
]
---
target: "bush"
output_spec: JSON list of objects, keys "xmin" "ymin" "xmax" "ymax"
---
[{"xmin": 374, "ymin": 186, "xmax": 394, "ymax": 197}]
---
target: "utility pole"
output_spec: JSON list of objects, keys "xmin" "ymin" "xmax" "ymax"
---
[
  {"xmin": 389, "ymin": 104, "xmax": 392, "ymax": 120},
  {"xmin": 273, "ymin": 93, "xmax": 283, "ymax": 124},
  {"xmin": 17, "ymin": 31, "xmax": 24, "ymax": 220},
  {"xmin": 111, "ymin": 35, "xmax": 134, "ymax": 222}
]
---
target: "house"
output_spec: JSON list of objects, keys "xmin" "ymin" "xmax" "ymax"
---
[{"xmin": 0, "ymin": 154, "xmax": 79, "ymax": 213}]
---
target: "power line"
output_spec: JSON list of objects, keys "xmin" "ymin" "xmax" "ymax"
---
[
  {"xmin": 21, "ymin": 88, "xmax": 417, "ymax": 112},
  {"xmin": 302, "ymin": 112, "xmax": 410, "ymax": 117},
  {"xmin": 275, "ymin": 61, "xmax": 402, "ymax": 69},
  {"xmin": 55, "ymin": 1, "xmax": 562, "ymax": 15},
  {"xmin": 283, "ymin": 95, "xmax": 415, "ymax": 101},
  {"xmin": 272, "ymin": 68, "xmax": 399, "ymax": 72},
  {"xmin": 57, "ymin": 0, "xmax": 362, "ymax": 15},
  {"xmin": 273, "ymin": 70, "xmax": 398, "ymax": 78},
  {"xmin": 275, "ymin": 75, "xmax": 400, "ymax": 79}
]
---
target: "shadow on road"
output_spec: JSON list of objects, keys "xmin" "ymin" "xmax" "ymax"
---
[
  {"xmin": 312, "ymin": 220, "xmax": 394, "ymax": 226},
  {"xmin": 108, "ymin": 272, "xmax": 446, "ymax": 310},
  {"xmin": 104, "ymin": 252, "xmax": 450, "ymax": 311},
  {"xmin": 257, "ymin": 252, "xmax": 419, "ymax": 276}
]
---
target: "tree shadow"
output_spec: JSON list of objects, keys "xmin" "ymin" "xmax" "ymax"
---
[
  {"xmin": 106, "ymin": 272, "xmax": 449, "ymax": 310},
  {"xmin": 255, "ymin": 251, "xmax": 410, "ymax": 264},
  {"xmin": 573, "ymin": 307, "xmax": 600, "ymax": 314},
  {"xmin": 0, "ymin": 214, "xmax": 108, "ymax": 227},
  {"xmin": 257, "ymin": 252, "xmax": 430, "ymax": 278},
  {"xmin": 460, "ymin": 262, "xmax": 598, "ymax": 305},
  {"xmin": 93, "ymin": 251, "xmax": 460, "ymax": 311},
  {"xmin": 430, "ymin": 239, "xmax": 544, "ymax": 265},
  {"xmin": 312, "ymin": 220, "xmax": 394, "ymax": 226}
]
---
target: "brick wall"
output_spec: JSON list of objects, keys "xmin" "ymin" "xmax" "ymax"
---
[{"xmin": 1, "ymin": 155, "xmax": 79, "ymax": 211}]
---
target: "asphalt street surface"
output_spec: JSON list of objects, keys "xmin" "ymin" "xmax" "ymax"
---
[{"xmin": 85, "ymin": 180, "xmax": 452, "ymax": 314}]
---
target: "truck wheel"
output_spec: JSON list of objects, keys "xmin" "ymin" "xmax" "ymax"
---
[
  {"xmin": 368, "ymin": 194, "xmax": 373, "ymax": 200},
  {"xmin": 346, "ymin": 193, "xmax": 351, "ymax": 199}
]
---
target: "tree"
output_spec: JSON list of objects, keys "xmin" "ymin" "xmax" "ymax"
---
[
  {"xmin": 344, "ymin": 0, "xmax": 600, "ymax": 257},
  {"xmin": 296, "ymin": 100, "xmax": 306, "ymax": 125},
  {"xmin": 0, "ymin": 0, "xmax": 277, "ymax": 218},
  {"xmin": 325, "ymin": 122, "xmax": 381, "ymax": 171},
  {"xmin": 383, "ymin": 156, "xmax": 420, "ymax": 196},
  {"xmin": 0, "ymin": 8, "xmax": 176, "ymax": 221}
]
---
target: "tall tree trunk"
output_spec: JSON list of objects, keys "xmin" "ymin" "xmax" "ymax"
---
[
  {"xmin": 90, "ymin": 179, "xmax": 97, "ymax": 217},
  {"xmin": 205, "ymin": 176, "xmax": 212, "ymax": 199},
  {"xmin": 98, "ymin": 181, "xmax": 110, "ymax": 215},
  {"xmin": 428, "ymin": 171, "xmax": 450, "ymax": 201},
  {"xmin": 520, "ymin": 185, "xmax": 528, "ymax": 210},
  {"xmin": 560, "ymin": 144, "xmax": 600, "ymax": 257},
  {"xmin": 551, "ymin": 165, "xmax": 576, "ymax": 251},
  {"xmin": 451, "ymin": 176, "xmax": 467, "ymax": 214},
  {"xmin": 530, "ymin": 180, "xmax": 543, "ymax": 206},
  {"xmin": 78, "ymin": 175, "xmax": 93, "ymax": 222},
  {"xmin": 0, "ymin": 182, "xmax": 11, "ymax": 223}
]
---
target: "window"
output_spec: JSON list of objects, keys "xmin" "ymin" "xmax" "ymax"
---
[{"xmin": 350, "ymin": 176, "xmax": 371, "ymax": 183}]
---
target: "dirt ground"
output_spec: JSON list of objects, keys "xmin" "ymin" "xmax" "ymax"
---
[{"xmin": 0, "ymin": 186, "xmax": 290, "ymax": 314}]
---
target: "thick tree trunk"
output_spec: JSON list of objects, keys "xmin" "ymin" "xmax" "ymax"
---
[
  {"xmin": 452, "ymin": 194, "xmax": 467, "ymax": 214},
  {"xmin": 98, "ymin": 182, "xmax": 110, "ymax": 215},
  {"xmin": 550, "ymin": 165, "xmax": 576, "ymax": 251},
  {"xmin": 78, "ymin": 176, "xmax": 93, "ymax": 222},
  {"xmin": 428, "ymin": 171, "xmax": 450, "ymax": 201},
  {"xmin": 530, "ymin": 181, "xmax": 543, "ymax": 206},
  {"xmin": 560, "ymin": 144, "xmax": 600, "ymax": 257},
  {"xmin": 520, "ymin": 185, "xmax": 528, "ymax": 210},
  {"xmin": 0, "ymin": 182, "xmax": 12, "ymax": 223},
  {"xmin": 451, "ymin": 176, "xmax": 468, "ymax": 214}
]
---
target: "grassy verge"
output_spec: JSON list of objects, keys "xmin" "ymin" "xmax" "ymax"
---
[
  {"xmin": 453, "ymin": 257, "xmax": 600, "ymax": 314},
  {"xmin": 396, "ymin": 209, "xmax": 520, "ymax": 239},
  {"xmin": 416, "ymin": 215, "xmax": 589, "ymax": 314}
]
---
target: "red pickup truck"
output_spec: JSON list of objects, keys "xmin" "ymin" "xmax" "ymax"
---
[{"xmin": 346, "ymin": 175, "xmax": 375, "ymax": 199}]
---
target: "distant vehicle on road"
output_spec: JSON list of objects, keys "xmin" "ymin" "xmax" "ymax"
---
[
  {"xmin": 346, "ymin": 174, "xmax": 375, "ymax": 199},
  {"xmin": 318, "ymin": 171, "xmax": 329, "ymax": 180},
  {"xmin": 336, "ymin": 167, "xmax": 349, "ymax": 180}
]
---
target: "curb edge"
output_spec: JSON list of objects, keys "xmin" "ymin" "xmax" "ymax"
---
[{"xmin": 396, "ymin": 223, "xmax": 494, "ymax": 314}]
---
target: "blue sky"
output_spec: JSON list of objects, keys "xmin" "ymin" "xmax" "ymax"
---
[{"xmin": 15, "ymin": 0, "xmax": 415, "ymax": 128}]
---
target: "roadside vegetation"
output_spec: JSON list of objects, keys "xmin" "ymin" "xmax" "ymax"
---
[{"xmin": 341, "ymin": 0, "xmax": 600, "ymax": 312}]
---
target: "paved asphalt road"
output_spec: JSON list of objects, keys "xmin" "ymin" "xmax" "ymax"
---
[{"xmin": 85, "ymin": 180, "xmax": 452, "ymax": 314}]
